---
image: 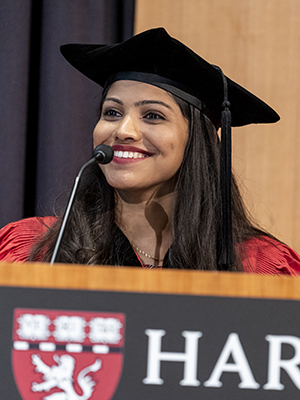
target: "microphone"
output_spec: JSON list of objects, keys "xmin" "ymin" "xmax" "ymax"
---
[
  {"xmin": 93, "ymin": 144, "xmax": 114, "ymax": 164},
  {"xmin": 50, "ymin": 144, "xmax": 114, "ymax": 265}
]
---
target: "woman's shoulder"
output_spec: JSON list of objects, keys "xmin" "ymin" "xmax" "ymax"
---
[
  {"xmin": 0, "ymin": 216, "xmax": 56, "ymax": 262},
  {"xmin": 240, "ymin": 236, "xmax": 300, "ymax": 276}
]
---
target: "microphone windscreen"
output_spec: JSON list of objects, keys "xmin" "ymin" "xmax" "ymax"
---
[{"xmin": 93, "ymin": 144, "xmax": 114, "ymax": 164}]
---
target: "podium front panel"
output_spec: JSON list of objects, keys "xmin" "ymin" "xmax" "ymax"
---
[{"xmin": 0, "ymin": 264, "xmax": 300, "ymax": 399}]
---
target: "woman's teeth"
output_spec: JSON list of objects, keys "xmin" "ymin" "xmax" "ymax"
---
[{"xmin": 114, "ymin": 151, "xmax": 149, "ymax": 159}]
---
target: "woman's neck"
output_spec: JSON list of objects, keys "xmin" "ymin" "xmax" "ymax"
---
[{"xmin": 115, "ymin": 185, "xmax": 174, "ymax": 266}]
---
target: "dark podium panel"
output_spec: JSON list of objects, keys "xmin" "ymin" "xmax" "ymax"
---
[{"xmin": 1, "ymin": 262, "xmax": 300, "ymax": 399}]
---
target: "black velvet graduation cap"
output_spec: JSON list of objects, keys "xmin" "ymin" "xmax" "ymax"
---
[{"xmin": 60, "ymin": 27, "xmax": 280, "ymax": 269}]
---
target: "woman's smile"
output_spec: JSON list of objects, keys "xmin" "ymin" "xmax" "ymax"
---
[{"xmin": 112, "ymin": 145, "xmax": 152, "ymax": 163}]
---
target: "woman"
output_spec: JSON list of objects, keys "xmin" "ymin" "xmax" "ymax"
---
[{"xmin": 1, "ymin": 28, "xmax": 300, "ymax": 274}]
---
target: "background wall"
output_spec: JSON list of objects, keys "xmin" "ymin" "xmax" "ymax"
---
[{"xmin": 135, "ymin": 0, "xmax": 300, "ymax": 253}]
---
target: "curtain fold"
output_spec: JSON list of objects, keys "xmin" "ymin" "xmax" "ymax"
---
[{"xmin": 0, "ymin": 0, "xmax": 135, "ymax": 228}]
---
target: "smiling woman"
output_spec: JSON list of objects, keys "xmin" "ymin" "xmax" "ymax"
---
[{"xmin": 1, "ymin": 28, "xmax": 300, "ymax": 274}]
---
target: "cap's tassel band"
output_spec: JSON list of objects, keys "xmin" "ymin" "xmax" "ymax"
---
[
  {"xmin": 219, "ymin": 99, "xmax": 233, "ymax": 268},
  {"xmin": 213, "ymin": 66, "xmax": 234, "ymax": 269}
]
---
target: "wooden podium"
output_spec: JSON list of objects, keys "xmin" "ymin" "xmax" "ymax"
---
[{"xmin": 1, "ymin": 262, "xmax": 300, "ymax": 399}]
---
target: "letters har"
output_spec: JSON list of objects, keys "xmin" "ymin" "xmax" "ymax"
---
[{"xmin": 143, "ymin": 329, "xmax": 300, "ymax": 391}]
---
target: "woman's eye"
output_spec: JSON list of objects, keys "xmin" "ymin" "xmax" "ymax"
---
[
  {"xmin": 102, "ymin": 109, "xmax": 121, "ymax": 118},
  {"xmin": 144, "ymin": 112, "xmax": 165, "ymax": 121}
]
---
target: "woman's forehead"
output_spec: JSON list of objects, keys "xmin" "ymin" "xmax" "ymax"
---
[{"xmin": 106, "ymin": 80, "xmax": 179, "ymax": 106}]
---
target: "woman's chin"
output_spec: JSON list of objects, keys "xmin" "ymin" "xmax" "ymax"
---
[{"xmin": 105, "ymin": 174, "xmax": 151, "ymax": 192}]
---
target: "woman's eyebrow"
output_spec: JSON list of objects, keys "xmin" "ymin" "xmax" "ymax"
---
[
  {"xmin": 104, "ymin": 97, "xmax": 123, "ymax": 105},
  {"xmin": 103, "ymin": 97, "xmax": 172, "ymax": 110},
  {"xmin": 134, "ymin": 99, "xmax": 172, "ymax": 109}
]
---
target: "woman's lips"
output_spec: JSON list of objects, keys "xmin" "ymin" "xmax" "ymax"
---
[{"xmin": 112, "ymin": 145, "xmax": 153, "ymax": 164}]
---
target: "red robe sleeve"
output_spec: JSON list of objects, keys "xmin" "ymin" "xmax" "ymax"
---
[
  {"xmin": 0, "ymin": 217, "xmax": 56, "ymax": 262},
  {"xmin": 240, "ymin": 237, "xmax": 300, "ymax": 276}
]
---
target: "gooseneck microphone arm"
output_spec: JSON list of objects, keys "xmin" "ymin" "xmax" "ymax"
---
[{"xmin": 50, "ymin": 144, "xmax": 114, "ymax": 266}]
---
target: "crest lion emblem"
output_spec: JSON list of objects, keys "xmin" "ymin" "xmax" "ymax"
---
[{"xmin": 31, "ymin": 354, "xmax": 101, "ymax": 400}]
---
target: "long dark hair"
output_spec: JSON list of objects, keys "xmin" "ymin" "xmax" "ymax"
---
[{"xmin": 30, "ymin": 89, "xmax": 273, "ymax": 270}]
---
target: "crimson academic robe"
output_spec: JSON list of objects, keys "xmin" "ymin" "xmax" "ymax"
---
[{"xmin": 0, "ymin": 217, "xmax": 300, "ymax": 275}]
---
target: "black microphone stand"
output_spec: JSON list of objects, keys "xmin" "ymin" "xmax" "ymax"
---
[{"xmin": 50, "ymin": 145, "xmax": 113, "ymax": 265}]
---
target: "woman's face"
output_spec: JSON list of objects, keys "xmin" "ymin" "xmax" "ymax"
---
[{"xmin": 93, "ymin": 80, "xmax": 189, "ymax": 197}]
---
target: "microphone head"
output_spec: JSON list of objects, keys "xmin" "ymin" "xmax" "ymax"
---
[{"xmin": 93, "ymin": 144, "xmax": 114, "ymax": 164}]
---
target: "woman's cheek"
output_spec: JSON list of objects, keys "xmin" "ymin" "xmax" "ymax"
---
[{"xmin": 93, "ymin": 122, "xmax": 109, "ymax": 145}]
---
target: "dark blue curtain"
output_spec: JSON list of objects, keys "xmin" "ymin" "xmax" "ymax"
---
[{"xmin": 0, "ymin": 0, "xmax": 135, "ymax": 228}]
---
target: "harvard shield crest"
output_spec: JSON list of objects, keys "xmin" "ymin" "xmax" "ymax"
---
[{"xmin": 12, "ymin": 308, "xmax": 125, "ymax": 400}]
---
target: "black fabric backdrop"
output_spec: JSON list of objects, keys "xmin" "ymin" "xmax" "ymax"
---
[{"xmin": 0, "ymin": 0, "xmax": 135, "ymax": 229}]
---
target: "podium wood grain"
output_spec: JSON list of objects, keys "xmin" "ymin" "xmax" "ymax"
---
[{"xmin": 0, "ymin": 262, "xmax": 300, "ymax": 300}]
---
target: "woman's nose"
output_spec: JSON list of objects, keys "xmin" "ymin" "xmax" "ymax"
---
[{"xmin": 114, "ymin": 115, "xmax": 141, "ymax": 141}]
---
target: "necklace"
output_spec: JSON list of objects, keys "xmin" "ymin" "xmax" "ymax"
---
[{"xmin": 131, "ymin": 242, "xmax": 164, "ymax": 262}]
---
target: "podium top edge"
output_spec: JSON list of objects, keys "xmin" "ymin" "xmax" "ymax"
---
[{"xmin": 0, "ymin": 261, "xmax": 299, "ymax": 300}]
